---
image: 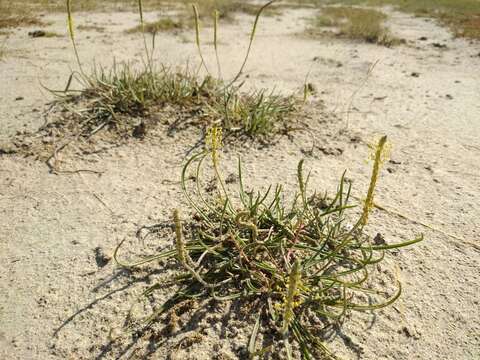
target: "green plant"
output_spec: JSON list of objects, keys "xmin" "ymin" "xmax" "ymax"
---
[
  {"xmin": 183, "ymin": 0, "xmax": 280, "ymax": 21},
  {"xmin": 308, "ymin": 6, "xmax": 399, "ymax": 46},
  {"xmin": 362, "ymin": 0, "xmax": 480, "ymax": 39},
  {"xmin": 66, "ymin": 0, "xmax": 84, "ymax": 75},
  {"xmin": 0, "ymin": 1, "xmax": 45, "ymax": 29},
  {"xmin": 114, "ymin": 134, "xmax": 423, "ymax": 359},
  {"xmin": 50, "ymin": 62, "xmax": 297, "ymax": 142},
  {"xmin": 126, "ymin": 17, "xmax": 186, "ymax": 34}
]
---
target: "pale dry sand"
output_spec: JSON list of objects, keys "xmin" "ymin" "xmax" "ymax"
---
[{"xmin": 1, "ymin": 5, "xmax": 479, "ymax": 360}]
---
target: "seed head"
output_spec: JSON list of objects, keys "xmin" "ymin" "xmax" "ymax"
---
[
  {"xmin": 206, "ymin": 126, "xmax": 223, "ymax": 166},
  {"xmin": 173, "ymin": 209, "xmax": 187, "ymax": 265},
  {"xmin": 282, "ymin": 259, "xmax": 302, "ymax": 334},
  {"xmin": 360, "ymin": 135, "xmax": 389, "ymax": 227}
]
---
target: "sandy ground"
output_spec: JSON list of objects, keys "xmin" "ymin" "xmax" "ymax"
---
[{"xmin": 1, "ymin": 5, "xmax": 479, "ymax": 360}]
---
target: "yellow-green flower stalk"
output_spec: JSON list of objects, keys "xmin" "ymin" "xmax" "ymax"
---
[
  {"xmin": 173, "ymin": 209, "xmax": 217, "ymax": 289},
  {"xmin": 173, "ymin": 209, "xmax": 187, "ymax": 265},
  {"xmin": 66, "ymin": 0, "xmax": 74, "ymax": 38},
  {"xmin": 206, "ymin": 125, "xmax": 230, "ymax": 202},
  {"xmin": 359, "ymin": 135, "xmax": 388, "ymax": 227},
  {"xmin": 136, "ymin": 0, "xmax": 152, "ymax": 69},
  {"xmin": 192, "ymin": 4, "xmax": 210, "ymax": 75},
  {"xmin": 213, "ymin": 10, "xmax": 222, "ymax": 79},
  {"xmin": 282, "ymin": 259, "xmax": 301, "ymax": 334},
  {"xmin": 227, "ymin": 0, "xmax": 276, "ymax": 87},
  {"xmin": 66, "ymin": 0, "xmax": 84, "ymax": 75},
  {"xmin": 206, "ymin": 125, "xmax": 222, "ymax": 168}
]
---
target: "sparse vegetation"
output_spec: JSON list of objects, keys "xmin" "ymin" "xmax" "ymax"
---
[
  {"xmin": 308, "ymin": 6, "xmax": 400, "ymax": 46},
  {"xmin": 114, "ymin": 133, "xmax": 423, "ymax": 359},
  {"xmin": 0, "ymin": 0, "xmax": 43, "ymax": 28},
  {"xmin": 0, "ymin": 15, "xmax": 45, "ymax": 29},
  {"xmin": 0, "ymin": 0, "xmax": 168, "ymax": 13},
  {"xmin": 1, "ymin": 0, "xmax": 478, "ymax": 39},
  {"xmin": 126, "ymin": 17, "xmax": 187, "ymax": 34},
  {"xmin": 0, "ymin": 0, "xmax": 279, "ymax": 30},
  {"xmin": 125, "ymin": 0, "xmax": 281, "ymax": 34},
  {"xmin": 298, "ymin": 0, "xmax": 480, "ymax": 40},
  {"xmin": 386, "ymin": 0, "xmax": 480, "ymax": 39},
  {"xmin": 185, "ymin": 0, "xmax": 280, "ymax": 20}
]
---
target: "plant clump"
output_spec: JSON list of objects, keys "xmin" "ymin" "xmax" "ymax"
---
[
  {"xmin": 126, "ymin": 17, "xmax": 187, "ymax": 34},
  {"xmin": 56, "ymin": 64, "xmax": 298, "ymax": 139},
  {"xmin": 57, "ymin": 0, "xmax": 297, "ymax": 139},
  {"xmin": 300, "ymin": 0, "xmax": 480, "ymax": 40},
  {"xmin": 114, "ymin": 133, "xmax": 423, "ymax": 359},
  {"xmin": 309, "ymin": 6, "xmax": 401, "ymax": 47}
]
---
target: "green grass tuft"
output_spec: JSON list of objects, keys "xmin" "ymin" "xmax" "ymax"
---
[
  {"xmin": 126, "ymin": 17, "xmax": 187, "ymax": 34},
  {"xmin": 309, "ymin": 6, "xmax": 401, "ymax": 47},
  {"xmin": 299, "ymin": 0, "xmax": 480, "ymax": 40},
  {"xmin": 187, "ymin": 0, "xmax": 280, "ymax": 20},
  {"xmin": 59, "ymin": 63, "xmax": 298, "ymax": 137}
]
